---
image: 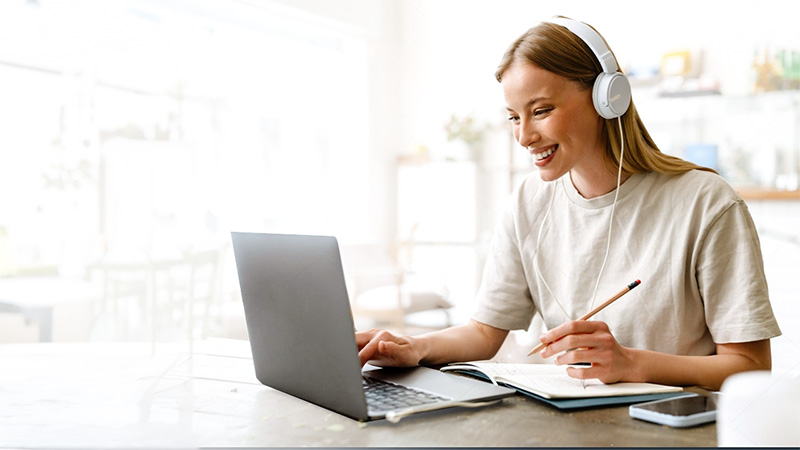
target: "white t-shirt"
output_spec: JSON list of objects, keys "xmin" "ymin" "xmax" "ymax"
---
[{"xmin": 472, "ymin": 170, "xmax": 781, "ymax": 356}]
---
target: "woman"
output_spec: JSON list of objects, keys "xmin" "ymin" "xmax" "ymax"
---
[{"xmin": 356, "ymin": 18, "xmax": 780, "ymax": 391}]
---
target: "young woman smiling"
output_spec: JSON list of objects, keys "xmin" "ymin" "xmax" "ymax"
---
[{"xmin": 356, "ymin": 17, "xmax": 780, "ymax": 391}]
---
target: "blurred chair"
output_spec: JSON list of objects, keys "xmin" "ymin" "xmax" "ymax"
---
[
  {"xmin": 340, "ymin": 242, "xmax": 453, "ymax": 332},
  {"xmin": 181, "ymin": 247, "xmax": 224, "ymax": 339},
  {"xmin": 88, "ymin": 246, "xmax": 223, "ymax": 344},
  {"xmin": 145, "ymin": 247, "xmax": 224, "ymax": 344}
]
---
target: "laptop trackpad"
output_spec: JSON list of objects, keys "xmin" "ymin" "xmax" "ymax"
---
[{"xmin": 363, "ymin": 365, "xmax": 514, "ymax": 402}]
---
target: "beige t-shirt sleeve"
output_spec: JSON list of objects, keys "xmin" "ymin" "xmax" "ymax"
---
[
  {"xmin": 471, "ymin": 190, "xmax": 536, "ymax": 331},
  {"xmin": 696, "ymin": 199, "xmax": 781, "ymax": 343}
]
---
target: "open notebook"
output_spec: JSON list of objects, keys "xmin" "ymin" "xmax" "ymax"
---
[{"xmin": 441, "ymin": 361, "xmax": 685, "ymax": 409}]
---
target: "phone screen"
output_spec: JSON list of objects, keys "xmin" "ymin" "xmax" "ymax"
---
[{"xmin": 635, "ymin": 394, "xmax": 716, "ymax": 417}]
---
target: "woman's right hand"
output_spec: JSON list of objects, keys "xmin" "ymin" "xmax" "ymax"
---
[{"xmin": 356, "ymin": 329, "xmax": 423, "ymax": 368}]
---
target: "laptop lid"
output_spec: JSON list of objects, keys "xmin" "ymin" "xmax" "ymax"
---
[
  {"xmin": 232, "ymin": 232, "xmax": 370, "ymax": 420},
  {"xmin": 231, "ymin": 232, "xmax": 515, "ymax": 422}
]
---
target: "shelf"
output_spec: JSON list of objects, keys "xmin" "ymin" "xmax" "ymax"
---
[{"xmin": 736, "ymin": 188, "xmax": 800, "ymax": 201}]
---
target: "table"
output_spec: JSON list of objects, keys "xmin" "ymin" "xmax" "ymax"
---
[{"xmin": 0, "ymin": 339, "xmax": 716, "ymax": 448}]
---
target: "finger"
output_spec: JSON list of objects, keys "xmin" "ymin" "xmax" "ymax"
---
[
  {"xmin": 358, "ymin": 335, "xmax": 384, "ymax": 367},
  {"xmin": 568, "ymin": 362, "xmax": 617, "ymax": 384},
  {"xmin": 377, "ymin": 340, "xmax": 401, "ymax": 364},
  {"xmin": 540, "ymin": 321, "xmax": 609, "ymax": 357},
  {"xmin": 355, "ymin": 329, "xmax": 380, "ymax": 349},
  {"xmin": 556, "ymin": 348, "xmax": 592, "ymax": 366},
  {"xmin": 359, "ymin": 330, "xmax": 409, "ymax": 367},
  {"xmin": 378, "ymin": 339, "xmax": 411, "ymax": 364},
  {"xmin": 357, "ymin": 344, "xmax": 374, "ymax": 367},
  {"xmin": 364, "ymin": 341, "xmax": 402, "ymax": 367},
  {"xmin": 539, "ymin": 321, "xmax": 579, "ymax": 351},
  {"xmin": 545, "ymin": 320, "xmax": 603, "ymax": 341},
  {"xmin": 565, "ymin": 364, "xmax": 593, "ymax": 380},
  {"xmin": 541, "ymin": 334, "xmax": 589, "ymax": 358}
]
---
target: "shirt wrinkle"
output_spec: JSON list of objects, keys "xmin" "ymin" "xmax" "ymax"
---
[{"xmin": 472, "ymin": 170, "xmax": 781, "ymax": 355}]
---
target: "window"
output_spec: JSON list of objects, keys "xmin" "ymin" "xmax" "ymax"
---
[{"xmin": 0, "ymin": 0, "xmax": 370, "ymax": 275}]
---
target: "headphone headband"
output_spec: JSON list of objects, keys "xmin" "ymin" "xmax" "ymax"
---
[
  {"xmin": 547, "ymin": 17, "xmax": 618, "ymax": 74},
  {"xmin": 545, "ymin": 17, "xmax": 631, "ymax": 119}
]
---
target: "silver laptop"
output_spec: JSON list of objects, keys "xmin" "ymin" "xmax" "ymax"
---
[{"xmin": 231, "ymin": 231, "xmax": 514, "ymax": 422}]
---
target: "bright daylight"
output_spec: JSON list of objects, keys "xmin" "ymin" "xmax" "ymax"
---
[{"xmin": 1, "ymin": 0, "xmax": 799, "ymax": 447}]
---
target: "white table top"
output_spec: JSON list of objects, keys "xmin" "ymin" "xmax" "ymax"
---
[
  {"xmin": 0, "ymin": 338, "xmax": 716, "ymax": 448},
  {"xmin": 1, "ymin": 339, "xmax": 263, "ymax": 448}
]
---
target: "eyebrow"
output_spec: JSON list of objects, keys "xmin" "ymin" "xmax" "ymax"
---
[{"xmin": 506, "ymin": 97, "xmax": 549, "ymax": 112}]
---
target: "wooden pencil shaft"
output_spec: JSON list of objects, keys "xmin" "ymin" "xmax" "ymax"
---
[
  {"xmin": 577, "ymin": 286, "xmax": 630, "ymax": 321},
  {"xmin": 529, "ymin": 341, "xmax": 547, "ymax": 356}
]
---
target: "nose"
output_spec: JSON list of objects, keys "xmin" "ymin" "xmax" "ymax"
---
[{"xmin": 517, "ymin": 117, "xmax": 540, "ymax": 149}]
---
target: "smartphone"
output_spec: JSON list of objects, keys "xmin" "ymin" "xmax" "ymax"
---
[{"xmin": 629, "ymin": 393, "xmax": 717, "ymax": 428}]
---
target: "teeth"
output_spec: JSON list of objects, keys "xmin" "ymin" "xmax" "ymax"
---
[{"xmin": 534, "ymin": 146, "xmax": 556, "ymax": 160}]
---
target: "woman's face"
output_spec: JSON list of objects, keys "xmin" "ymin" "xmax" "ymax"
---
[{"xmin": 502, "ymin": 61, "xmax": 605, "ymax": 184}]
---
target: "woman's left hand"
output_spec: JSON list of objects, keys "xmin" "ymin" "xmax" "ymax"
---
[{"xmin": 537, "ymin": 320, "xmax": 636, "ymax": 384}]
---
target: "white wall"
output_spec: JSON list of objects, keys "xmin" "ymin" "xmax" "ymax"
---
[
  {"xmin": 279, "ymin": 0, "xmax": 800, "ymax": 242},
  {"xmin": 276, "ymin": 1, "xmax": 800, "ymax": 329},
  {"xmin": 3, "ymin": 0, "xmax": 799, "ymax": 343}
]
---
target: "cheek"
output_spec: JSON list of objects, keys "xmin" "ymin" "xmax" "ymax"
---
[
  {"xmin": 579, "ymin": 112, "xmax": 604, "ymax": 142},
  {"xmin": 567, "ymin": 117, "xmax": 602, "ymax": 149}
]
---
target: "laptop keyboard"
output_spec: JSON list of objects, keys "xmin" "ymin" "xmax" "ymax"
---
[{"xmin": 362, "ymin": 376, "xmax": 450, "ymax": 412}]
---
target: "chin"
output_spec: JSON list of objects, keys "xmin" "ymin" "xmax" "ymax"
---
[{"xmin": 537, "ymin": 168, "xmax": 565, "ymax": 183}]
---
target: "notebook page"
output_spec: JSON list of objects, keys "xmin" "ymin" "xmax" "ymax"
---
[{"xmin": 447, "ymin": 361, "xmax": 682, "ymax": 399}]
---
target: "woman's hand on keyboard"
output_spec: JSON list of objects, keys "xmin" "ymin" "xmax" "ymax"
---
[{"xmin": 356, "ymin": 329, "xmax": 422, "ymax": 368}]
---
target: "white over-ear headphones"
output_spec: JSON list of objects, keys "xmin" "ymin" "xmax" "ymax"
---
[
  {"xmin": 533, "ymin": 18, "xmax": 631, "ymax": 321},
  {"xmin": 547, "ymin": 17, "xmax": 631, "ymax": 120}
]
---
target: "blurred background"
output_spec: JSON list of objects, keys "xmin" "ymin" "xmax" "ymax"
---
[{"xmin": 0, "ymin": 0, "xmax": 798, "ymax": 377}]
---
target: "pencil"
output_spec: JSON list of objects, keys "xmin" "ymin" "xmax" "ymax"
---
[{"xmin": 527, "ymin": 279, "xmax": 641, "ymax": 356}]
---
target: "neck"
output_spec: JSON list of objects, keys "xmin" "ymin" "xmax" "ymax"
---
[{"xmin": 570, "ymin": 166, "xmax": 630, "ymax": 199}]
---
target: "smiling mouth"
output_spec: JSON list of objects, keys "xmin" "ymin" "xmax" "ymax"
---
[{"xmin": 532, "ymin": 145, "xmax": 557, "ymax": 161}]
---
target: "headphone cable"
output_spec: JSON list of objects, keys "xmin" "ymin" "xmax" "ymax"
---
[{"xmin": 533, "ymin": 116, "xmax": 626, "ymax": 320}]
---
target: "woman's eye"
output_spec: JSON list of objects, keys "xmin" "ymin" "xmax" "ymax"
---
[
  {"xmin": 534, "ymin": 108, "xmax": 552, "ymax": 116},
  {"xmin": 507, "ymin": 115, "xmax": 520, "ymax": 124}
]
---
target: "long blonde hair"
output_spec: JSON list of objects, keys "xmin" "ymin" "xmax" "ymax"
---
[{"xmin": 495, "ymin": 20, "xmax": 716, "ymax": 176}]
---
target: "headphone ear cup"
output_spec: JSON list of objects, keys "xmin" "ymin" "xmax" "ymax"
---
[{"xmin": 592, "ymin": 72, "xmax": 631, "ymax": 119}]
